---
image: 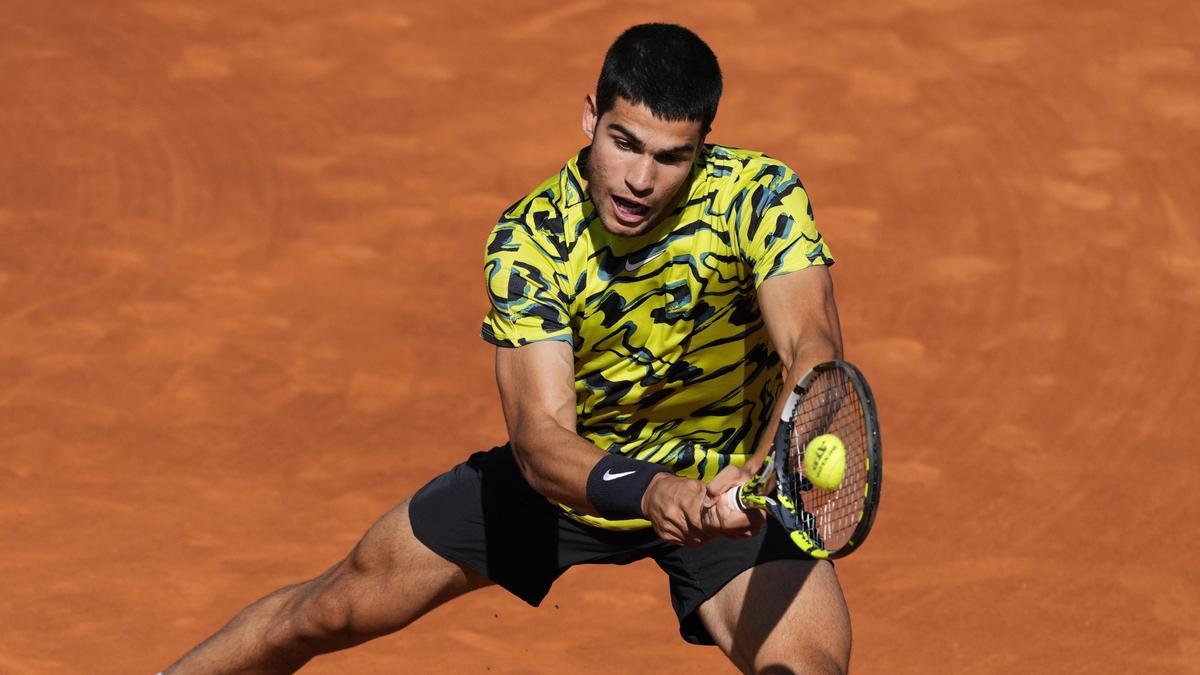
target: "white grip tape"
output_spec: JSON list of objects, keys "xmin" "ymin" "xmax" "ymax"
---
[{"xmin": 725, "ymin": 483, "xmax": 746, "ymax": 512}]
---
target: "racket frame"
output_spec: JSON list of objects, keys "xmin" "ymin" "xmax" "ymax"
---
[{"xmin": 731, "ymin": 360, "xmax": 882, "ymax": 559}]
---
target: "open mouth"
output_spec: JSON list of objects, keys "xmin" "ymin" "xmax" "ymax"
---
[{"xmin": 611, "ymin": 195, "xmax": 650, "ymax": 225}]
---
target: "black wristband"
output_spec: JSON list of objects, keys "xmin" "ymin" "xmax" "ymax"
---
[{"xmin": 586, "ymin": 453, "xmax": 672, "ymax": 520}]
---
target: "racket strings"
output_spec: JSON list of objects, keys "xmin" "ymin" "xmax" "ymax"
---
[{"xmin": 784, "ymin": 369, "xmax": 869, "ymax": 551}]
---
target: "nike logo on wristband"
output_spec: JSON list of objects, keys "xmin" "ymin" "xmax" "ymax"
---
[{"xmin": 602, "ymin": 469, "xmax": 637, "ymax": 481}]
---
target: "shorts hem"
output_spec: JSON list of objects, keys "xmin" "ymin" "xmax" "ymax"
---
[{"xmin": 408, "ymin": 494, "xmax": 552, "ymax": 608}]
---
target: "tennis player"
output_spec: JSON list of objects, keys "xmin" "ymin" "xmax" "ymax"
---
[{"xmin": 166, "ymin": 23, "xmax": 851, "ymax": 674}]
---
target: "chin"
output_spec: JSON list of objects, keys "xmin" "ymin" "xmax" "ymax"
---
[
  {"xmin": 598, "ymin": 209, "xmax": 658, "ymax": 237},
  {"xmin": 600, "ymin": 219, "xmax": 653, "ymax": 237}
]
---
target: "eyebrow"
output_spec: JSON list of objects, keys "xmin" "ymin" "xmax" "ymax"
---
[{"xmin": 608, "ymin": 122, "xmax": 696, "ymax": 155}]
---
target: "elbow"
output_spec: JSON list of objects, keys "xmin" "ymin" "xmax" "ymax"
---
[
  {"xmin": 508, "ymin": 431, "xmax": 548, "ymax": 494},
  {"xmin": 784, "ymin": 333, "xmax": 842, "ymax": 375}
]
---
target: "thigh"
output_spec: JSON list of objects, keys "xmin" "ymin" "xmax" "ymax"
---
[
  {"xmin": 697, "ymin": 559, "xmax": 851, "ymax": 674},
  {"xmin": 287, "ymin": 498, "xmax": 494, "ymax": 642}
]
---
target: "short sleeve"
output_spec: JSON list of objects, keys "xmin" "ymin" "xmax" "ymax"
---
[
  {"xmin": 736, "ymin": 161, "xmax": 834, "ymax": 285},
  {"xmin": 481, "ymin": 216, "xmax": 574, "ymax": 348}
]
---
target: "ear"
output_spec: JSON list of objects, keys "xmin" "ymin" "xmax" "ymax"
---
[
  {"xmin": 582, "ymin": 94, "xmax": 598, "ymax": 141},
  {"xmin": 695, "ymin": 130, "xmax": 709, "ymax": 163}
]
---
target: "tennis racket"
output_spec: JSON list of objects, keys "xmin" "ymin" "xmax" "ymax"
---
[{"xmin": 727, "ymin": 360, "xmax": 882, "ymax": 559}]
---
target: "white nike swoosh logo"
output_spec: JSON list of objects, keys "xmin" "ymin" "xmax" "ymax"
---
[
  {"xmin": 602, "ymin": 469, "xmax": 637, "ymax": 481},
  {"xmin": 624, "ymin": 249, "xmax": 665, "ymax": 272}
]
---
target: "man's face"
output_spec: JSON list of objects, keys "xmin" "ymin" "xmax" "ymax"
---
[{"xmin": 582, "ymin": 96, "xmax": 704, "ymax": 237}]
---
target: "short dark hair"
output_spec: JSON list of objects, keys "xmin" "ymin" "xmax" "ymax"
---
[{"xmin": 596, "ymin": 23, "xmax": 722, "ymax": 132}]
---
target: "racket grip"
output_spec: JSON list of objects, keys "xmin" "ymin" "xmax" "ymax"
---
[{"xmin": 725, "ymin": 483, "xmax": 748, "ymax": 512}]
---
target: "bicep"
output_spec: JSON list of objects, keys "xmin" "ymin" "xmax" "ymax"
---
[
  {"xmin": 495, "ymin": 340, "xmax": 577, "ymax": 448},
  {"xmin": 757, "ymin": 266, "xmax": 843, "ymax": 373},
  {"xmin": 495, "ymin": 341, "xmax": 600, "ymax": 498}
]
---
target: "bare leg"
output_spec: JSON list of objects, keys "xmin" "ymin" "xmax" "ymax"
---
[
  {"xmin": 165, "ymin": 499, "xmax": 491, "ymax": 674},
  {"xmin": 698, "ymin": 559, "xmax": 851, "ymax": 675}
]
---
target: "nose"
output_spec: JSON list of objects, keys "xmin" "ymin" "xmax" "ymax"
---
[{"xmin": 625, "ymin": 156, "xmax": 654, "ymax": 197}]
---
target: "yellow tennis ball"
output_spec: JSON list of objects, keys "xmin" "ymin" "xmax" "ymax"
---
[{"xmin": 804, "ymin": 433, "xmax": 846, "ymax": 491}]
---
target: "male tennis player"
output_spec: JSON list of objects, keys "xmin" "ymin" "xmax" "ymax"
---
[{"xmin": 167, "ymin": 23, "xmax": 851, "ymax": 674}]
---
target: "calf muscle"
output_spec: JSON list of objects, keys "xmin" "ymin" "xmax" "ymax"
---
[{"xmin": 166, "ymin": 500, "xmax": 491, "ymax": 674}]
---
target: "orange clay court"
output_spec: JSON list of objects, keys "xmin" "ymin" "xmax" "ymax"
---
[{"xmin": 1, "ymin": 2, "xmax": 1198, "ymax": 673}]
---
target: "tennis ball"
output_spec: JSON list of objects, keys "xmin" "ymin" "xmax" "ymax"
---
[{"xmin": 804, "ymin": 434, "xmax": 846, "ymax": 491}]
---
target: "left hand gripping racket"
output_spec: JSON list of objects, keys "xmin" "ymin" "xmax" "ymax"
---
[{"xmin": 728, "ymin": 360, "xmax": 883, "ymax": 559}]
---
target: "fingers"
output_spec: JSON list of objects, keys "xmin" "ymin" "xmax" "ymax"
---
[
  {"xmin": 701, "ymin": 489, "xmax": 754, "ymax": 538},
  {"xmin": 653, "ymin": 509, "xmax": 709, "ymax": 547},
  {"xmin": 684, "ymin": 496, "xmax": 708, "ymax": 547},
  {"xmin": 644, "ymin": 471, "xmax": 766, "ymax": 546},
  {"xmin": 643, "ymin": 475, "xmax": 713, "ymax": 547},
  {"xmin": 700, "ymin": 501, "xmax": 731, "ymax": 535},
  {"xmin": 705, "ymin": 463, "xmax": 750, "ymax": 498}
]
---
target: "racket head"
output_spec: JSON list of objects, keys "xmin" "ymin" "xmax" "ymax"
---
[{"xmin": 757, "ymin": 360, "xmax": 883, "ymax": 559}]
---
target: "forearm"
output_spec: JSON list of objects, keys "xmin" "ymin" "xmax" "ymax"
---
[
  {"xmin": 747, "ymin": 267, "xmax": 845, "ymax": 472},
  {"xmin": 748, "ymin": 331, "xmax": 842, "ymax": 469},
  {"xmin": 495, "ymin": 341, "xmax": 697, "ymax": 537},
  {"xmin": 509, "ymin": 420, "xmax": 607, "ymax": 513},
  {"xmin": 496, "ymin": 341, "xmax": 612, "ymax": 513}
]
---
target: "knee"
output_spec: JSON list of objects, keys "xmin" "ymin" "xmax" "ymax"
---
[
  {"xmin": 751, "ymin": 645, "xmax": 848, "ymax": 675},
  {"xmin": 753, "ymin": 648, "xmax": 849, "ymax": 667},
  {"xmin": 264, "ymin": 571, "xmax": 359, "ymax": 650},
  {"xmin": 737, "ymin": 620, "xmax": 850, "ymax": 675},
  {"xmin": 263, "ymin": 588, "xmax": 353, "ymax": 653},
  {"xmin": 297, "ymin": 588, "xmax": 355, "ymax": 639}
]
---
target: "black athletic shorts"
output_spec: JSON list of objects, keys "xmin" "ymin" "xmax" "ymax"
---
[{"xmin": 408, "ymin": 444, "xmax": 812, "ymax": 645}]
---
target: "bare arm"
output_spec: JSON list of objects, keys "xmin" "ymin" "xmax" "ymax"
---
[
  {"xmin": 495, "ymin": 340, "xmax": 712, "ymax": 546},
  {"xmin": 494, "ymin": 340, "xmax": 602, "ymax": 510},
  {"xmin": 703, "ymin": 265, "xmax": 844, "ymax": 533},
  {"xmin": 747, "ymin": 264, "xmax": 844, "ymax": 470}
]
